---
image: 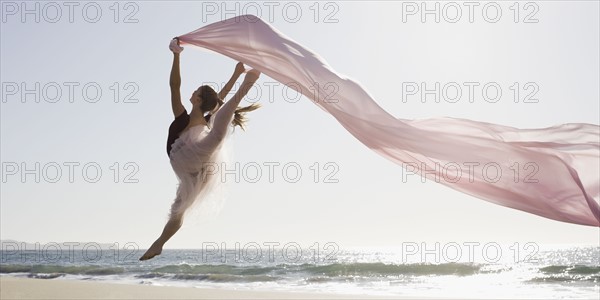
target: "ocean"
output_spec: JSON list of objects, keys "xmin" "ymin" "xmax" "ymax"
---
[{"xmin": 1, "ymin": 243, "xmax": 598, "ymax": 298}]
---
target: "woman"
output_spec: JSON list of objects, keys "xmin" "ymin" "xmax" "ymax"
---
[{"xmin": 140, "ymin": 38, "xmax": 260, "ymax": 261}]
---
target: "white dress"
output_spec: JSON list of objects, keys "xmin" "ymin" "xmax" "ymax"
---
[{"xmin": 167, "ymin": 112, "xmax": 232, "ymax": 220}]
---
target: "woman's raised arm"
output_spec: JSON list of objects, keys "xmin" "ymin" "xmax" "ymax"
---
[
  {"xmin": 169, "ymin": 38, "xmax": 185, "ymax": 118},
  {"xmin": 217, "ymin": 62, "xmax": 245, "ymax": 100}
]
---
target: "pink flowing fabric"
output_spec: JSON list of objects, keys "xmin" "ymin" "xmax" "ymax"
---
[{"xmin": 178, "ymin": 15, "xmax": 600, "ymax": 227}]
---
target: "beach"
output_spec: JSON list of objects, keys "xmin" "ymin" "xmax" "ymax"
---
[
  {"xmin": 0, "ymin": 277, "xmax": 407, "ymax": 300},
  {"xmin": 1, "ymin": 246, "xmax": 598, "ymax": 299}
]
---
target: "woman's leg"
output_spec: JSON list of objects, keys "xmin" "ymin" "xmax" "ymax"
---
[
  {"xmin": 139, "ymin": 212, "xmax": 184, "ymax": 261},
  {"xmin": 209, "ymin": 70, "xmax": 260, "ymax": 141},
  {"xmin": 140, "ymin": 193, "xmax": 187, "ymax": 261},
  {"xmin": 140, "ymin": 210, "xmax": 183, "ymax": 260}
]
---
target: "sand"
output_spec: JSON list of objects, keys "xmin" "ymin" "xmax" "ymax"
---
[{"xmin": 0, "ymin": 276, "xmax": 411, "ymax": 299}]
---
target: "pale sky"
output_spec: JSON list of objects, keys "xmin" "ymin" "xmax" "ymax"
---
[{"xmin": 1, "ymin": 1, "xmax": 599, "ymax": 250}]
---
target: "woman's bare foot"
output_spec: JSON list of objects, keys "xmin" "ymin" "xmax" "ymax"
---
[
  {"xmin": 139, "ymin": 241, "xmax": 163, "ymax": 261},
  {"xmin": 139, "ymin": 216, "xmax": 183, "ymax": 261}
]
